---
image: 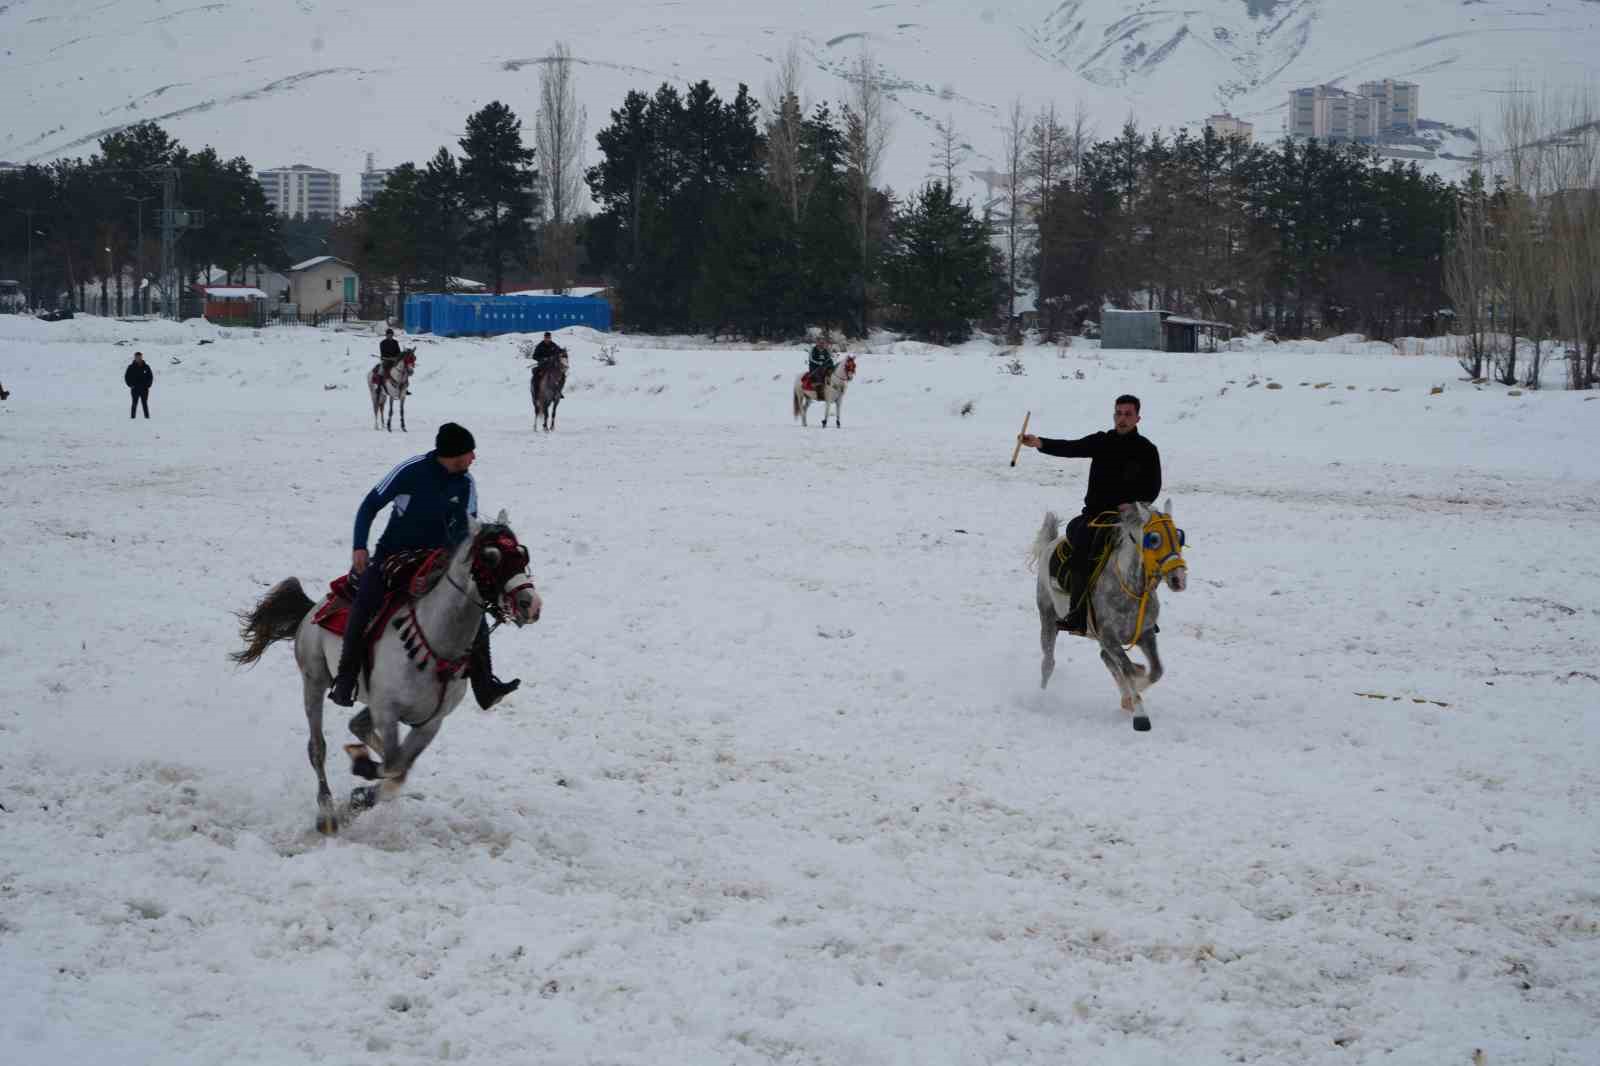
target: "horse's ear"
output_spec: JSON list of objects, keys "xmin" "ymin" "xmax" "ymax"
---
[
  {"xmin": 1163, "ymin": 497, "xmax": 1172, "ymax": 518},
  {"xmin": 495, "ymin": 508, "xmax": 509, "ymax": 526}
]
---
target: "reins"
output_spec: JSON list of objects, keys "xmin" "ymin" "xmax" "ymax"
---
[{"xmin": 1088, "ymin": 509, "xmax": 1187, "ymax": 647}]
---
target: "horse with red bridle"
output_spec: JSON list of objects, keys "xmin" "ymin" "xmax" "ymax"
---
[
  {"xmin": 370, "ymin": 348, "xmax": 417, "ymax": 432},
  {"xmin": 793, "ymin": 354, "xmax": 857, "ymax": 427}
]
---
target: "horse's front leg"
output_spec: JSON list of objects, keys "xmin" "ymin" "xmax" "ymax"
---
[
  {"xmin": 302, "ymin": 676, "xmax": 340, "ymax": 834},
  {"xmin": 1132, "ymin": 633, "xmax": 1163, "ymax": 694},
  {"xmin": 376, "ymin": 715, "xmax": 447, "ymax": 801},
  {"xmin": 399, "ymin": 391, "xmax": 406, "ymax": 433},
  {"xmin": 1098, "ymin": 637, "xmax": 1151, "ymax": 732}
]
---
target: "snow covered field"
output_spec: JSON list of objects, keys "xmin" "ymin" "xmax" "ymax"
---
[{"xmin": 1, "ymin": 315, "xmax": 1597, "ymax": 1065}]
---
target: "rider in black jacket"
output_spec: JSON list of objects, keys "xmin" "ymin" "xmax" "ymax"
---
[{"xmin": 1018, "ymin": 394, "xmax": 1162, "ymax": 632}]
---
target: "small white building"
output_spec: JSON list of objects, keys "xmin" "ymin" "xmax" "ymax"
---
[{"xmin": 286, "ymin": 256, "xmax": 360, "ymax": 315}]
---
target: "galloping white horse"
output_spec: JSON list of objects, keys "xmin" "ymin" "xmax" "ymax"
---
[
  {"xmin": 793, "ymin": 354, "xmax": 857, "ymax": 427},
  {"xmin": 1028, "ymin": 502, "xmax": 1188, "ymax": 732},
  {"xmin": 370, "ymin": 349, "xmax": 416, "ymax": 432},
  {"xmin": 231, "ymin": 513, "xmax": 541, "ymax": 834}
]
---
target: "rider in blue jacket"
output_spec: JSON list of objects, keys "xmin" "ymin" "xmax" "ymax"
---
[{"xmin": 328, "ymin": 422, "xmax": 520, "ymax": 709}]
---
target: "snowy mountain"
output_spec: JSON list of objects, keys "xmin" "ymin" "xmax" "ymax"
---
[{"xmin": 3, "ymin": 0, "xmax": 1597, "ymax": 201}]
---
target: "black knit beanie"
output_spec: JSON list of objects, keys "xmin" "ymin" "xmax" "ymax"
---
[{"xmin": 435, "ymin": 422, "xmax": 476, "ymax": 457}]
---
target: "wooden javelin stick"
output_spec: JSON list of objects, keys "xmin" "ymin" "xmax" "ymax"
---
[{"xmin": 1010, "ymin": 410, "xmax": 1031, "ymax": 467}]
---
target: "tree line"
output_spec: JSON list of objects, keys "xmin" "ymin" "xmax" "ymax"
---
[{"xmin": 3, "ymin": 45, "xmax": 1596, "ymax": 388}]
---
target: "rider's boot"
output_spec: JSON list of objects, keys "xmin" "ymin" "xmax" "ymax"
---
[
  {"xmin": 468, "ymin": 621, "xmax": 520, "ymax": 710},
  {"xmin": 328, "ymin": 628, "xmax": 365, "ymax": 707},
  {"xmin": 1062, "ymin": 570, "xmax": 1090, "ymax": 634},
  {"xmin": 328, "ymin": 570, "xmax": 379, "ymax": 707}
]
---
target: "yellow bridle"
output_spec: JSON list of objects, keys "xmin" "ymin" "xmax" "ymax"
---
[{"xmin": 1089, "ymin": 509, "xmax": 1188, "ymax": 646}]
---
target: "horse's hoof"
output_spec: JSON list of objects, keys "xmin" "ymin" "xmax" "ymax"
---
[
  {"xmin": 316, "ymin": 810, "xmax": 339, "ymax": 835},
  {"xmin": 350, "ymin": 786, "xmax": 379, "ymax": 811},
  {"xmin": 1132, "ymin": 716, "xmax": 1151, "ymax": 732}
]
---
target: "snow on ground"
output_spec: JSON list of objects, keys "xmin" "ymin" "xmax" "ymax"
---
[{"xmin": 1, "ymin": 316, "xmax": 1597, "ymax": 1065}]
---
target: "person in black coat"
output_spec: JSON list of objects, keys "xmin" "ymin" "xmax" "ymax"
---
[
  {"xmin": 124, "ymin": 352, "xmax": 154, "ymax": 419},
  {"xmin": 1018, "ymin": 394, "xmax": 1163, "ymax": 632}
]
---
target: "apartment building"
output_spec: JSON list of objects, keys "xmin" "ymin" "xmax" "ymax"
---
[
  {"xmin": 359, "ymin": 153, "xmax": 393, "ymax": 202},
  {"xmin": 1205, "ymin": 113, "xmax": 1254, "ymax": 143},
  {"xmin": 258, "ymin": 165, "xmax": 342, "ymax": 220},
  {"xmin": 1287, "ymin": 80, "xmax": 1418, "ymax": 143}
]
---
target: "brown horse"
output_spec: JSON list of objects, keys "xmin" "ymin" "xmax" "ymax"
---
[{"xmin": 531, "ymin": 349, "xmax": 568, "ymax": 431}]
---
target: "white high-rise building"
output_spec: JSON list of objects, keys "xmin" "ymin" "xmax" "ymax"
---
[
  {"xmin": 1357, "ymin": 79, "xmax": 1420, "ymax": 135},
  {"xmin": 258, "ymin": 165, "xmax": 342, "ymax": 219},
  {"xmin": 1205, "ymin": 113, "xmax": 1254, "ymax": 143},
  {"xmin": 359, "ymin": 153, "xmax": 393, "ymax": 202},
  {"xmin": 1288, "ymin": 79, "xmax": 1419, "ymax": 143}
]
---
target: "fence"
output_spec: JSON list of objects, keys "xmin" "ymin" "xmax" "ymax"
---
[{"xmin": 203, "ymin": 304, "xmax": 362, "ymax": 328}]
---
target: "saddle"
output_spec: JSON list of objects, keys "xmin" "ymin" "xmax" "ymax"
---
[
  {"xmin": 1047, "ymin": 526, "xmax": 1116, "ymax": 613},
  {"xmin": 311, "ymin": 549, "xmax": 447, "ymax": 645},
  {"xmin": 805, "ymin": 370, "xmax": 829, "ymax": 394}
]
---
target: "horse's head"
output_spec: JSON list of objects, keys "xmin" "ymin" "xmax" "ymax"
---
[
  {"xmin": 401, "ymin": 349, "xmax": 417, "ymax": 368},
  {"xmin": 1119, "ymin": 500, "xmax": 1187, "ymax": 593},
  {"xmin": 465, "ymin": 511, "xmax": 541, "ymax": 626},
  {"xmin": 842, "ymin": 355, "xmax": 857, "ymax": 380}
]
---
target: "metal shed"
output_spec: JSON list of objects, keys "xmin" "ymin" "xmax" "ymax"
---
[{"xmin": 1100, "ymin": 309, "xmax": 1231, "ymax": 352}]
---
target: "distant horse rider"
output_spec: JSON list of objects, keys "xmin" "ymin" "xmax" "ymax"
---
[
  {"xmin": 379, "ymin": 328, "xmax": 402, "ymax": 375},
  {"xmin": 807, "ymin": 338, "xmax": 836, "ymax": 395},
  {"xmin": 531, "ymin": 331, "xmax": 563, "ymax": 366},
  {"xmin": 328, "ymin": 421, "xmax": 520, "ymax": 710},
  {"xmin": 1017, "ymin": 394, "xmax": 1163, "ymax": 634}
]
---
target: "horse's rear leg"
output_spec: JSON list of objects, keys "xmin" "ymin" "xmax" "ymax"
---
[
  {"xmin": 303, "ymin": 676, "xmax": 339, "ymax": 834},
  {"xmin": 399, "ymin": 394, "xmax": 406, "ymax": 433},
  {"xmin": 1038, "ymin": 596, "xmax": 1059, "ymax": 690}
]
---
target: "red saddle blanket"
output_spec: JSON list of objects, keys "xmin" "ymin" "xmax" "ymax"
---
[{"xmin": 310, "ymin": 549, "xmax": 445, "ymax": 642}]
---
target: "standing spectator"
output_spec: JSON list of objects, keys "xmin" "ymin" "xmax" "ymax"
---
[{"xmin": 125, "ymin": 351, "xmax": 154, "ymax": 419}]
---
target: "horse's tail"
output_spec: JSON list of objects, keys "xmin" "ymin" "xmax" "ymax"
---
[
  {"xmin": 792, "ymin": 381, "xmax": 801, "ymax": 420},
  {"xmin": 230, "ymin": 577, "xmax": 315, "ymax": 666},
  {"xmin": 1027, "ymin": 511, "xmax": 1061, "ymax": 573}
]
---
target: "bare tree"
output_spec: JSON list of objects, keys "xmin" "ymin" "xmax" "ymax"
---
[
  {"xmin": 998, "ymin": 97, "xmax": 1030, "ymax": 335},
  {"xmin": 1027, "ymin": 103, "xmax": 1069, "ymax": 338},
  {"xmin": 1546, "ymin": 88, "xmax": 1600, "ymax": 389},
  {"xmin": 1445, "ymin": 170, "xmax": 1494, "ymax": 380},
  {"xmin": 844, "ymin": 44, "xmax": 893, "ymax": 332},
  {"xmin": 1065, "ymin": 101, "xmax": 1096, "ymax": 188},
  {"xmin": 930, "ymin": 113, "xmax": 969, "ymax": 191},
  {"xmin": 1490, "ymin": 80, "xmax": 1552, "ymax": 386},
  {"xmin": 764, "ymin": 40, "xmax": 807, "ymax": 225},
  {"xmin": 536, "ymin": 41, "xmax": 587, "ymax": 226}
]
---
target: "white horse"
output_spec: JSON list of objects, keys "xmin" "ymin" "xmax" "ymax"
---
[
  {"xmin": 793, "ymin": 354, "xmax": 857, "ymax": 427},
  {"xmin": 231, "ymin": 512, "xmax": 541, "ymax": 834},
  {"xmin": 369, "ymin": 348, "xmax": 416, "ymax": 432},
  {"xmin": 1028, "ymin": 501, "xmax": 1188, "ymax": 731}
]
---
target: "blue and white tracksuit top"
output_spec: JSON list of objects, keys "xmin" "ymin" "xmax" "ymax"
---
[{"xmin": 353, "ymin": 450, "xmax": 478, "ymax": 557}]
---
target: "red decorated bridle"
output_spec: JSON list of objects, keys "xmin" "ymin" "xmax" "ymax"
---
[{"xmin": 467, "ymin": 526, "xmax": 535, "ymax": 626}]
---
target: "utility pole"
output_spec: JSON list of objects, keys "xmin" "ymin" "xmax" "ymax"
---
[
  {"xmin": 159, "ymin": 167, "xmax": 177, "ymax": 319},
  {"xmin": 126, "ymin": 194, "xmax": 152, "ymax": 315},
  {"xmin": 156, "ymin": 167, "xmax": 204, "ymax": 320},
  {"xmin": 11, "ymin": 207, "xmax": 37, "ymax": 310}
]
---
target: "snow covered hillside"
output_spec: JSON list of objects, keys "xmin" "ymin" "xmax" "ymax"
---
[
  {"xmin": 5, "ymin": 0, "xmax": 1599, "ymax": 196},
  {"xmin": 0, "ymin": 316, "xmax": 1597, "ymax": 1064}
]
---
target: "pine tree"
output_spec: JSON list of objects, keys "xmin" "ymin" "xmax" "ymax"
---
[
  {"xmin": 883, "ymin": 182, "xmax": 1000, "ymax": 343},
  {"xmin": 459, "ymin": 101, "xmax": 539, "ymax": 294}
]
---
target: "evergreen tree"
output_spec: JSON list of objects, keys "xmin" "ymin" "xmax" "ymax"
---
[
  {"xmin": 883, "ymin": 182, "xmax": 1000, "ymax": 343},
  {"xmin": 415, "ymin": 148, "xmax": 468, "ymax": 292},
  {"xmin": 458, "ymin": 101, "xmax": 539, "ymax": 293}
]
